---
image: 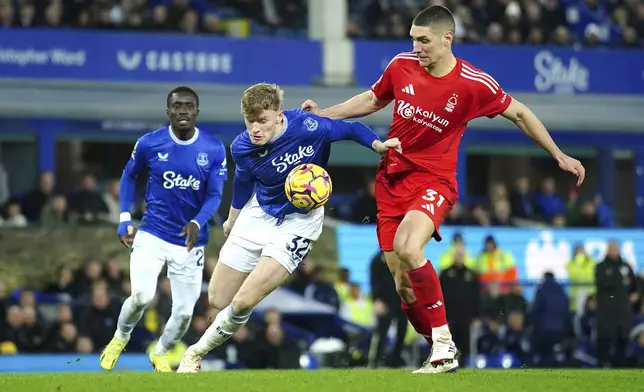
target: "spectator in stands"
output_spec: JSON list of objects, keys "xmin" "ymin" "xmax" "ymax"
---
[
  {"xmin": 104, "ymin": 259, "xmax": 125, "ymax": 295},
  {"xmin": 567, "ymin": 244, "xmax": 596, "ymax": 312},
  {"xmin": 304, "ymin": 266, "xmax": 341, "ymax": 312},
  {"xmin": 475, "ymin": 235, "xmax": 518, "ymax": 293},
  {"xmin": 255, "ymin": 323, "xmax": 301, "ymax": 369},
  {"xmin": 481, "ymin": 281, "xmax": 505, "ymax": 320},
  {"xmin": 504, "ymin": 311, "xmax": 530, "ymax": 364},
  {"xmin": 76, "ymin": 336, "xmax": 94, "ymax": 353},
  {"xmin": 573, "ymin": 295, "xmax": 597, "ymax": 366},
  {"xmin": 470, "ymin": 204, "xmax": 491, "ymax": 226},
  {"xmin": 67, "ymin": 173, "xmax": 108, "ymax": 225},
  {"xmin": 44, "ymin": 266, "xmax": 77, "ymax": 298},
  {"xmin": 147, "ymin": 5, "xmax": 169, "ymax": 31},
  {"xmin": 439, "ymin": 233, "xmax": 475, "ymax": 270},
  {"xmin": 0, "ymin": 0, "xmax": 12, "ymax": 28},
  {"xmin": 488, "ymin": 182, "xmax": 508, "ymax": 209},
  {"xmin": 20, "ymin": 305, "xmax": 48, "ymax": 352},
  {"xmin": 570, "ymin": 199, "xmax": 600, "ymax": 227},
  {"xmin": 439, "ymin": 245, "xmax": 480, "ymax": 366},
  {"xmin": 40, "ymin": 195, "xmax": 70, "ymax": 228},
  {"xmin": 535, "ymin": 177, "xmax": 566, "ymax": 223},
  {"xmin": 2, "ymin": 305, "xmax": 28, "ymax": 351},
  {"xmin": 510, "ymin": 176, "xmax": 536, "ymax": 221},
  {"xmin": 595, "ymin": 241, "xmax": 638, "ymax": 367},
  {"xmin": 47, "ymin": 322, "xmax": 78, "ymax": 353},
  {"xmin": 491, "ymin": 199, "xmax": 512, "ymax": 226},
  {"xmin": 551, "ymin": 25, "xmax": 573, "ymax": 45},
  {"xmin": 102, "ymin": 179, "xmax": 120, "ymax": 224},
  {"xmin": 504, "ymin": 283, "xmax": 528, "ymax": 317},
  {"xmin": 477, "ymin": 316, "xmax": 505, "ymax": 355},
  {"xmin": 77, "ymin": 285, "xmax": 119, "ymax": 350},
  {"xmin": 288, "ymin": 259, "xmax": 316, "ymax": 295},
  {"xmin": 444, "ymin": 202, "xmax": 468, "ymax": 225},
  {"xmin": 531, "ymin": 272, "xmax": 569, "ymax": 367},
  {"xmin": 2, "ymin": 202, "xmax": 28, "ymax": 227},
  {"xmin": 74, "ymin": 259, "xmax": 104, "ymax": 296}
]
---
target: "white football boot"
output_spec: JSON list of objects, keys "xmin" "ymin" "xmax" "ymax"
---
[
  {"xmin": 413, "ymin": 337, "xmax": 459, "ymax": 374},
  {"xmin": 177, "ymin": 348, "xmax": 202, "ymax": 373}
]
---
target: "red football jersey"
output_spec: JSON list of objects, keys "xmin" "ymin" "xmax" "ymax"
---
[{"xmin": 372, "ymin": 52, "xmax": 512, "ymax": 188}]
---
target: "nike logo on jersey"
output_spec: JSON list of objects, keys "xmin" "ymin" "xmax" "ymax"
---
[
  {"xmin": 259, "ymin": 150, "xmax": 268, "ymax": 157},
  {"xmin": 401, "ymin": 84, "xmax": 415, "ymax": 95}
]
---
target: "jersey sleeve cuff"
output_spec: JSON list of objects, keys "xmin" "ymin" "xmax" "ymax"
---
[
  {"xmin": 190, "ymin": 220, "xmax": 201, "ymax": 230},
  {"xmin": 120, "ymin": 212, "xmax": 132, "ymax": 222}
]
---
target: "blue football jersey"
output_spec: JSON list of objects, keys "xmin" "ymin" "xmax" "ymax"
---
[
  {"xmin": 120, "ymin": 127, "xmax": 227, "ymax": 247},
  {"xmin": 230, "ymin": 109, "xmax": 379, "ymax": 221}
]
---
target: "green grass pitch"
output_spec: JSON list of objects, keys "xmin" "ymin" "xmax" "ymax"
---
[{"xmin": 1, "ymin": 369, "xmax": 642, "ymax": 392}]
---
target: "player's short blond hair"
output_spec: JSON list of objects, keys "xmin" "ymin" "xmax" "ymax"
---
[{"xmin": 241, "ymin": 82, "xmax": 284, "ymax": 120}]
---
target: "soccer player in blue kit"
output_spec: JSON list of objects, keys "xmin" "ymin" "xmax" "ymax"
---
[
  {"xmin": 177, "ymin": 82, "xmax": 400, "ymax": 372},
  {"xmin": 100, "ymin": 86, "xmax": 228, "ymax": 372}
]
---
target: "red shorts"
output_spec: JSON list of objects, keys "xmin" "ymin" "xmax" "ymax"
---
[{"xmin": 375, "ymin": 171, "xmax": 457, "ymax": 252}]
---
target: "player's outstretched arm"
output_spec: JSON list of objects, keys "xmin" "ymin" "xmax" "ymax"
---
[
  {"xmin": 118, "ymin": 138, "xmax": 147, "ymax": 247},
  {"xmin": 301, "ymin": 90, "xmax": 391, "ymax": 120},
  {"xmin": 323, "ymin": 117, "xmax": 401, "ymax": 155},
  {"xmin": 501, "ymin": 99, "xmax": 586, "ymax": 186}
]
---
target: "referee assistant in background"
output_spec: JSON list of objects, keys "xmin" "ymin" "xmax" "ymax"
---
[{"xmin": 369, "ymin": 251, "xmax": 408, "ymax": 368}]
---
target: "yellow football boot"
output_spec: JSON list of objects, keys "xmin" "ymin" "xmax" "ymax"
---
[
  {"xmin": 149, "ymin": 353, "xmax": 172, "ymax": 372},
  {"xmin": 100, "ymin": 336, "xmax": 127, "ymax": 371}
]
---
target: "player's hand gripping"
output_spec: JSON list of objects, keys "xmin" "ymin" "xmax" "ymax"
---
[
  {"xmin": 222, "ymin": 219, "xmax": 234, "ymax": 237},
  {"xmin": 555, "ymin": 153, "xmax": 586, "ymax": 187},
  {"xmin": 373, "ymin": 138, "xmax": 402, "ymax": 155},
  {"xmin": 180, "ymin": 221, "xmax": 200, "ymax": 252},
  {"xmin": 301, "ymin": 99, "xmax": 319, "ymax": 114},
  {"xmin": 117, "ymin": 221, "xmax": 137, "ymax": 248}
]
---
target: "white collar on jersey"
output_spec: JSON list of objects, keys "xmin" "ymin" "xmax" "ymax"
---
[
  {"xmin": 168, "ymin": 126, "xmax": 200, "ymax": 145},
  {"xmin": 269, "ymin": 113, "xmax": 289, "ymax": 143}
]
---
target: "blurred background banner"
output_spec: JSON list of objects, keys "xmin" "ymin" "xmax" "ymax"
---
[
  {"xmin": 337, "ymin": 224, "xmax": 644, "ymax": 299},
  {"xmin": 354, "ymin": 41, "xmax": 644, "ymax": 94},
  {"xmin": 0, "ymin": 30, "xmax": 322, "ymax": 85}
]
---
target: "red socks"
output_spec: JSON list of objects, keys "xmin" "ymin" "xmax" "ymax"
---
[
  {"xmin": 406, "ymin": 260, "xmax": 448, "ymax": 328},
  {"xmin": 401, "ymin": 300, "xmax": 433, "ymax": 346}
]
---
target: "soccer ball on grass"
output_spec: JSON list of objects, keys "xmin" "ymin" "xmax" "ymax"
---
[{"xmin": 285, "ymin": 163, "xmax": 332, "ymax": 210}]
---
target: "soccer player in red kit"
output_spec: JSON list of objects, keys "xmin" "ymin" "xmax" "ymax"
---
[{"xmin": 302, "ymin": 5, "xmax": 585, "ymax": 374}]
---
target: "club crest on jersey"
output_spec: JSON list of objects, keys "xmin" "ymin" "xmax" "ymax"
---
[
  {"xmin": 303, "ymin": 117, "xmax": 318, "ymax": 132},
  {"xmin": 196, "ymin": 152, "xmax": 208, "ymax": 167},
  {"xmin": 444, "ymin": 94, "xmax": 458, "ymax": 113}
]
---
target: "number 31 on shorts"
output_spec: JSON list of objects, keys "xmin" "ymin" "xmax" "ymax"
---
[{"xmin": 421, "ymin": 189, "xmax": 445, "ymax": 215}]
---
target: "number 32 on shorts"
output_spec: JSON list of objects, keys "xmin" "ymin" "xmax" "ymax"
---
[
  {"xmin": 286, "ymin": 236, "xmax": 312, "ymax": 262},
  {"xmin": 421, "ymin": 189, "xmax": 445, "ymax": 215}
]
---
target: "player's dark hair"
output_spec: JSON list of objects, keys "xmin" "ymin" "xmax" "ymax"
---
[
  {"xmin": 412, "ymin": 5, "xmax": 455, "ymax": 33},
  {"xmin": 167, "ymin": 86, "xmax": 199, "ymax": 108}
]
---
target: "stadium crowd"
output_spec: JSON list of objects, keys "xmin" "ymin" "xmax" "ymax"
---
[
  {"xmin": 0, "ymin": 0, "xmax": 641, "ymax": 48},
  {"xmin": 341, "ymin": 175, "xmax": 614, "ymax": 228},
  {"xmin": 1, "ymin": 242, "xmax": 644, "ymax": 368}
]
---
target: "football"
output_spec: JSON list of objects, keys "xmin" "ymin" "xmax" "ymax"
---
[{"xmin": 284, "ymin": 163, "xmax": 333, "ymax": 210}]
